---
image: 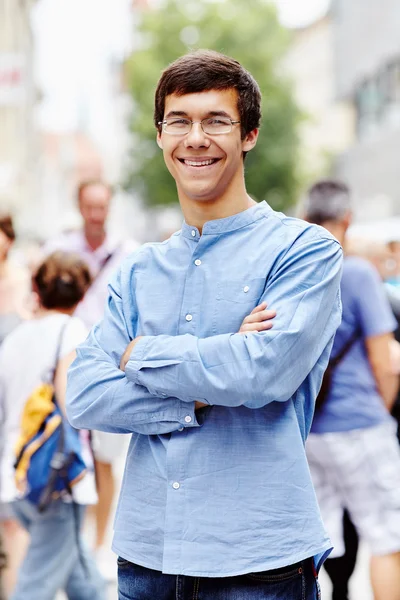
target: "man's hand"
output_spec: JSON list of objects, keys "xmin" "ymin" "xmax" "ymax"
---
[
  {"xmin": 194, "ymin": 302, "xmax": 276, "ymax": 410},
  {"xmin": 120, "ymin": 337, "xmax": 143, "ymax": 371},
  {"xmin": 239, "ymin": 301, "xmax": 276, "ymax": 334},
  {"xmin": 121, "ymin": 304, "xmax": 275, "ymax": 406}
]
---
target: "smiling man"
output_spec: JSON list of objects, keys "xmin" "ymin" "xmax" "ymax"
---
[{"xmin": 66, "ymin": 50, "xmax": 343, "ymax": 600}]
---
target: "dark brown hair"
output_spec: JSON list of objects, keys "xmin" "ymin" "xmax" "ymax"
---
[
  {"xmin": 0, "ymin": 214, "xmax": 15, "ymax": 241},
  {"xmin": 33, "ymin": 252, "xmax": 92, "ymax": 310},
  {"xmin": 154, "ymin": 50, "xmax": 261, "ymax": 140},
  {"xmin": 77, "ymin": 180, "xmax": 113, "ymax": 204}
]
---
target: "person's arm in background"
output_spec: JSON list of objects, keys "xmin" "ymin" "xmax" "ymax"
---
[
  {"xmin": 123, "ymin": 233, "xmax": 343, "ymax": 409},
  {"xmin": 352, "ymin": 260, "xmax": 399, "ymax": 411},
  {"xmin": 366, "ymin": 334, "xmax": 399, "ymax": 410},
  {"xmin": 55, "ymin": 351, "xmax": 76, "ymax": 416}
]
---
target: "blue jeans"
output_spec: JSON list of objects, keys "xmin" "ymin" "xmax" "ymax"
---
[
  {"xmin": 117, "ymin": 558, "xmax": 321, "ymax": 599},
  {"xmin": 10, "ymin": 499, "xmax": 105, "ymax": 600}
]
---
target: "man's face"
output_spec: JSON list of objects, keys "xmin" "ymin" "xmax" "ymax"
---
[
  {"xmin": 157, "ymin": 89, "xmax": 258, "ymax": 204},
  {"xmin": 79, "ymin": 184, "xmax": 111, "ymax": 236}
]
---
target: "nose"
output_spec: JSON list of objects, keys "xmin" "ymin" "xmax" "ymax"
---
[{"xmin": 184, "ymin": 122, "xmax": 210, "ymax": 149}]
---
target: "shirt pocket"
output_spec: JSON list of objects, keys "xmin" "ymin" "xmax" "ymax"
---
[
  {"xmin": 213, "ymin": 277, "xmax": 266, "ymax": 334},
  {"xmin": 217, "ymin": 277, "xmax": 266, "ymax": 303}
]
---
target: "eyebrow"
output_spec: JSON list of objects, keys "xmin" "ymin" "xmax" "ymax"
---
[{"xmin": 164, "ymin": 110, "xmax": 233, "ymax": 119}]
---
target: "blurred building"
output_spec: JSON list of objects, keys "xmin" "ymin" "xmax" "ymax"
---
[
  {"xmin": 283, "ymin": 12, "xmax": 354, "ymax": 181},
  {"xmin": 0, "ymin": 0, "xmax": 38, "ymax": 223},
  {"xmin": 333, "ymin": 0, "xmax": 400, "ymax": 220}
]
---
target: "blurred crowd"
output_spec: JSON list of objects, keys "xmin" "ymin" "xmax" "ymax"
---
[{"xmin": 1, "ymin": 178, "xmax": 400, "ymax": 599}]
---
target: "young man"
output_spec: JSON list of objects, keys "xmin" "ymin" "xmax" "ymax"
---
[
  {"xmin": 67, "ymin": 51, "xmax": 342, "ymax": 600},
  {"xmin": 44, "ymin": 181, "xmax": 138, "ymax": 580},
  {"xmin": 304, "ymin": 180, "xmax": 400, "ymax": 600}
]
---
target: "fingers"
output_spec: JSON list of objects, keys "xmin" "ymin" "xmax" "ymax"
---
[
  {"xmin": 250, "ymin": 301, "xmax": 268, "ymax": 315},
  {"xmin": 239, "ymin": 321, "xmax": 273, "ymax": 334},
  {"xmin": 242, "ymin": 309, "xmax": 276, "ymax": 325}
]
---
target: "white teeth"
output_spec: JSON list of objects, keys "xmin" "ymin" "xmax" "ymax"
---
[{"xmin": 183, "ymin": 159, "xmax": 215, "ymax": 167}]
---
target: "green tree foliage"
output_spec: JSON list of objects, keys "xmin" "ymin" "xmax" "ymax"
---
[{"xmin": 124, "ymin": 0, "xmax": 301, "ymax": 212}]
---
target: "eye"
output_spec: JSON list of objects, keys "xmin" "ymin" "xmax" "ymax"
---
[
  {"xmin": 205, "ymin": 118, "xmax": 231, "ymax": 127},
  {"xmin": 167, "ymin": 118, "xmax": 190, "ymax": 127}
]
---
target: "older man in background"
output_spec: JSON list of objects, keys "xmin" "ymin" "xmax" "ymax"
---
[
  {"xmin": 304, "ymin": 180, "xmax": 400, "ymax": 600},
  {"xmin": 43, "ymin": 180, "xmax": 138, "ymax": 580}
]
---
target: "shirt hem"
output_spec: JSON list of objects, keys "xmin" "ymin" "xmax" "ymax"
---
[{"xmin": 111, "ymin": 542, "xmax": 333, "ymax": 578}]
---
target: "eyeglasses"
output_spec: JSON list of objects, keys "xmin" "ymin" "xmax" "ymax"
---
[{"xmin": 158, "ymin": 117, "xmax": 241, "ymax": 136}]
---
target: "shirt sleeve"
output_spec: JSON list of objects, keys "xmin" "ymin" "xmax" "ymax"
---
[
  {"xmin": 125, "ymin": 234, "xmax": 343, "ymax": 409},
  {"xmin": 353, "ymin": 263, "xmax": 397, "ymax": 338},
  {"xmin": 66, "ymin": 268, "xmax": 200, "ymax": 435}
]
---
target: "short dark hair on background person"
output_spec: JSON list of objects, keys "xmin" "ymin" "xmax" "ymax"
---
[
  {"xmin": 33, "ymin": 252, "xmax": 92, "ymax": 310},
  {"xmin": 77, "ymin": 180, "xmax": 113, "ymax": 204},
  {"xmin": 154, "ymin": 50, "xmax": 262, "ymax": 140},
  {"xmin": 0, "ymin": 214, "xmax": 15, "ymax": 241},
  {"xmin": 303, "ymin": 180, "xmax": 351, "ymax": 226}
]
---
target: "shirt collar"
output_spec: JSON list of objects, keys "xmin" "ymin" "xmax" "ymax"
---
[{"xmin": 181, "ymin": 201, "xmax": 271, "ymax": 240}]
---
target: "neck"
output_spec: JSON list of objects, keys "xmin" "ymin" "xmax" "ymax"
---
[
  {"xmin": 35, "ymin": 306, "xmax": 76, "ymax": 318},
  {"xmin": 179, "ymin": 176, "xmax": 254, "ymax": 234},
  {"xmin": 84, "ymin": 228, "xmax": 106, "ymax": 251},
  {"xmin": 320, "ymin": 221, "xmax": 346, "ymax": 247}
]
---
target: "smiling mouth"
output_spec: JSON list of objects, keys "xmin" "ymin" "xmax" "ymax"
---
[{"xmin": 178, "ymin": 158, "xmax": 221, "ymax": 167}]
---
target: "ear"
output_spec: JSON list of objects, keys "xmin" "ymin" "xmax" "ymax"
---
[
  {"xmin": 156, "ymin": 131, "xmax": 163, "ymax": 150},
  {"xmin": 242, "ymin": 128, "xmax": 259, "ymax": 153},
  {"xmin": 343, "ymin": 210, "xmax": 352, "ymax": 230}
]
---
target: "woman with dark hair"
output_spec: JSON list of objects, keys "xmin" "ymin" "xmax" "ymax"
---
[{"xmin": 0, "ymin": 252, "xmax": 104, "ymax": 600}]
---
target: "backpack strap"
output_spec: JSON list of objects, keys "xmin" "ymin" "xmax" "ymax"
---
[
  {"xmin": 329, "ymin": 327, "xmax": 361, "ymax": 369},
  {"xmin": 88, "ymin": 247, "xmax": 119, "ymax": 288},
  {"xmin": 315, "ymin": 327, "xmax": 361, "ymax": 411}
]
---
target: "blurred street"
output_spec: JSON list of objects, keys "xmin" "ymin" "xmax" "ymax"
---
[{"xmin": 3, "ymin": 0, "xmax": 400, "ymax": 599}]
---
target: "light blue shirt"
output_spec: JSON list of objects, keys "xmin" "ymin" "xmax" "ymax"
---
[
  {"xmin": 312, "ymin": 257, "xmax": 396, "ymax": 434},
  {"xmin": 67, "ymin": 202, "xmax": 343, "ymax": 577}
]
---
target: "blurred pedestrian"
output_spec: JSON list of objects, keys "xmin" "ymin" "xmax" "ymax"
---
[
  {"xmin": 0, "ymin": 215, "xmax": 31, "ymax": 344},
  {"xmin": 304, "ymin": 180, "xmax": 400, "ymax": 600},
  {"xmin": 43, "ymin": 180, "xmax": 138, "ymax": 580},
  {"xmin": 67, "ymin": 50, "xmax": 342, "ymax": 600},
  {"xmin": 0, "ymin": 215, "xmax": 31, "ymax": 597},
  {"xmin": 0, "ymin": 252, "xmax": 104, "ymax": 600},
  {"xmin": 0, "ymin": 531, "xmax": 5, "ymax": 600}
]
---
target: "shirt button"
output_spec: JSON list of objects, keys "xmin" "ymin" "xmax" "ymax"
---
[
  {"xmin": 184, "ymin": 415, "xmax": 192, "ymax": 423},
  {"xmin": 178, "ymin": 427, "xmax": 184, "ymax": 432},
  {"xmin": 194, "ymin": 259, "xmax": 202, "ymax": 266},
  {"xmin": 185, "ymin": 314, "xmax": 193, "ymax": 322},
  {"xmin": 172, "ymin": 482, "xmax": 180, "ymax": 489},
  {"xmin": 243, "ymin": 285, "xmax": 250, "ymax": 293},
  {"xmin": 191, "ymin": 230, "xmax": 196, "ymax": 237}
]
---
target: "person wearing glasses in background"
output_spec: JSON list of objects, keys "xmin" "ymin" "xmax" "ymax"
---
[{"xmin": 67, "ymin": 50, "xmax": 342, "ymax": 600}]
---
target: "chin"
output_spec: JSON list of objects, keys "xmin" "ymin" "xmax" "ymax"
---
[{"xmin": 184, "ymin": 185, "xmax": 221, "ymax": 203}]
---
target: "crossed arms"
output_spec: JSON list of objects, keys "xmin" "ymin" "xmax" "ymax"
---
[{"xmin": 66, "ymin": 234, "xmax": 342, "ymax": 435}]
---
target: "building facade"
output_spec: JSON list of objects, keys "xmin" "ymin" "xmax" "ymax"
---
[
  {"xmin": 283, "ymin": 14, "xmax": 354, "ymax": 183},
  {"xmin": 0, "ymin": 0, "xmax": 37, "ymax": 225},
  {"xmin": 333, "ymin": 0, "xmax": 400, "ymax": 220}
]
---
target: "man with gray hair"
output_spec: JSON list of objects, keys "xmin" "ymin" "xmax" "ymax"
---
[{"xmin": 304, "ymin": 180, "xmax": 400, "ymax": 600}]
